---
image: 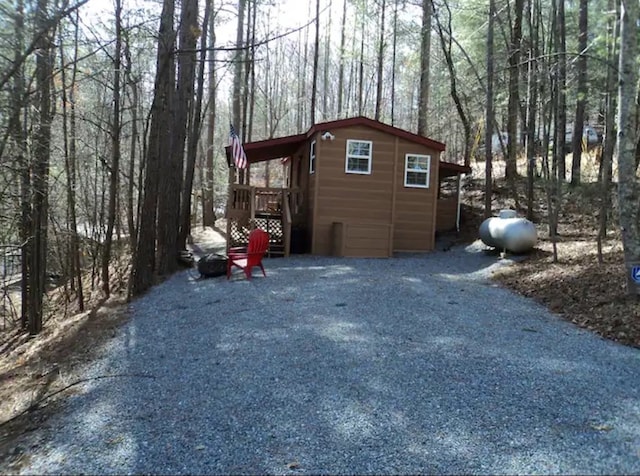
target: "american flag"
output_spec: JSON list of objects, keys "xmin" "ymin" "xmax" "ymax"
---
[{"xmin": 229, "ymin": 123, "xmax": 247, "ymax": 169}]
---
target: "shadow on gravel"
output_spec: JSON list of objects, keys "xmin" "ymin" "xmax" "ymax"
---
[{"xmin": 19, "ymin": 247, "xmax": 640, "ymax": 475}]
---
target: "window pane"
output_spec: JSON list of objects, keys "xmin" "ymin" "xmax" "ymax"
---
[
  {"xmin": 348, "ymin": 141, "xmax": 370, "ymax": 157},
  {"xmin": 407, "ymin": 155, "xmax": 428, "ymax": 170},
  {"xmin": 406, "ymin": 171, "xmax": 427, "ymax": 186},
  {"xmin": 348, "ymin": 157, "xmax": 369, "ymax": 172}
]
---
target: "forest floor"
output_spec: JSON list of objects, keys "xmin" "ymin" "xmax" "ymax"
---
[
  {"xmin": 0, "ymin": 172, "xmax": 639, "ymax": 472},
  {"xmin": 455, "ymin": 174, "xmax": 639, "ymax": 350}
]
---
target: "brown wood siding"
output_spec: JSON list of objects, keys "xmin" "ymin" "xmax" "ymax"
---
[
  {"xmin": 436, "ymin": 197, "xmax": 458, "ymax": 232},
  {"xmin": 312, "ymin": 126, "xmax": 395, "ymax": 255},
  {"xmin": 301, "ymin": 136, "xmax": 315, "ymax": 249},
  {"xmin": 332, "ymin": 222, "xmax": 392, "ymax": 257},
  {"xmin": 305, "ymin": 124, "xmax": 441, "ymax": 255},
  {"xmin": 392, "ymin": 138, "xmax": 439, "ymax": 252}
]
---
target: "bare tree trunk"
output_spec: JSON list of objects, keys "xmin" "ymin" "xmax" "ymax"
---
[
  {"xmin": 554, "ymin": 0, "xmax": 567, "ymax": 181},
  {"xmin": 180, "ymin": 0, "xmax": 210, "ymax": 247},
  {"xmin": 232, "ymin": 0, "xmax": 245, "ymax": 135},
  {"xmin": 390, "ymin": 0, "xmax": 398, "ymax": 125},
  {"xmin": 525, "ymin": 0, "xmax": 539, "ymax": 221},
  {"xmin": 249, "ymin": 0, "xmax": 257, "ymax": 140},
  {"xmin": 203, "ymin": 8, "xmax": 217, "ymax": 227},
  {"xmin": 124, "ymin": 31, "xmax": 140, "ymax": 250},
  {"xmin": 484, "ymin": 0, "xmax": 495, "ymax": 218},
  {"xmin": 310, "ymin": 0, "xmax": 320, "ymax": 125},
  {"xmin": 616, "ymin": 0, "xmax": 640, "ymax": 295},
  {"xmin": 417, "ymin": 0, "xmax": 432, "ymax": 136},
  {"xmin": 337, "ymin": 0, "xmax": 347, "ymax": 118},
  {"xmin": 357, "ymin": 2, "xmax": 365, "ymax": 116},
  {"xmin": 232, "ymin": 0, "xmax": 246, "ymax": 184},
  {"xmin": 59, "ymin": 10, "xmax": 84, "ymax": 310},
  {"xmin": 322, "ymin": 0, "xmax": 331, "ymax": 119},
  {"xmin": 542, "ymin": 145, "xmax": 559, "ymax": 263},
  {"xmin": 374, "ymin": 0, "xmax": 386, "ymax": 121},
  {"xmin": 597, "ymin": 0, "xmax": 619, "ymax": 263},
  {"xmin": 102, "ymin": 0, "xmax": 123, "ymax": 296},
  {"xmin": 10, "ymin": 0, "xmax": 29, "ymax": 328},
  {"xmin": 296, "ymin": 24, "xmax": 308, "ymax": 132},
  {"xmin": 505, "ymin": 0, "xmax": 524, "ymax": 180},
  {"xmin": 570, "ymin": 0, "xmax": 588, "ymax": 186},
  {"xmin": 157, "ymin": 0, "xmax": 198, "ymax": 274},
  {"xmin": 242, "ymin": 0, "xmax": 255, "ymax": 143},
  {"xmin": 130, "ymin": 0, "xmax": 175, "ymax": 297},
  {"xmin": 29, "ymin": 0, "xmax": 55, "ymax": 334}
]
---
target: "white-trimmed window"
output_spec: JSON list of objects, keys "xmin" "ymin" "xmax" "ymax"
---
[
  {"xmin": 345, "ymin": 140, "xmax": 372, "ymax": 174},
  {"xmin": 404, "ymin": 154, "xmax": 431, "ymax": 188},
  {"xmin": 309, "ymin": 140, "xmax": 316, "ymax": 174}
]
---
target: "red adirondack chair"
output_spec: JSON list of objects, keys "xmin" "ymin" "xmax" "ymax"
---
[{"xmin": 226, "ymin": 228, "xmax": 270, "ymax": 280}]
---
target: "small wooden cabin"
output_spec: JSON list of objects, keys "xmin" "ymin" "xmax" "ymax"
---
[{"xmin": 225, "ymin": 116, "xmax": 470, "ymax": 258}]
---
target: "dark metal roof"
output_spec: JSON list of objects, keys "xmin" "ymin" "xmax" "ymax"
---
[
  {"xmin": 239, "ymin": 133, "xmax": 307, "ymax": 163},
  {"xmin": 226, "ymin": 116, "xmax": 470, "ymax": 175},
  {"xmin": 439, "ymin": 161, "xmax": 472, "ymax": 177}
]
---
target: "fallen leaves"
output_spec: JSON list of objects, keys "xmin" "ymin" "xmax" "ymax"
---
[{"xmin": 493, "ymin": 240, "xmax": 640, "ymax": 349}]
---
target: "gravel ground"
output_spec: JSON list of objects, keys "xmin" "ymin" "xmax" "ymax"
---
[{"xmin": 10, "ymin": 241, "xmax": 640, "ymax": 475}]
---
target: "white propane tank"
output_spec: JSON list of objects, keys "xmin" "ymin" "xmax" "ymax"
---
[{"xmin": 479, "ymin": 209, "xmax": 537, "ymax": 253}]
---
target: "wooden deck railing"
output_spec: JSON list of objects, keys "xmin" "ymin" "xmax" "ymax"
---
[
  {"xmin": 228, "ymin": 185, "xmax": 289, "ymax": 216},
  {"xmin": 254, "ymin": 187, "xmax": 283, "ymax": 214},
  {"xmin": 227, "ymin": 185, "xmax": 303, "ymax": 257}
]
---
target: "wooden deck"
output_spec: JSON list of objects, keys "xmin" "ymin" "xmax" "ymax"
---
[{"xmin": 226, "ymin": 185, "xmax": 299, "ymax": 257}]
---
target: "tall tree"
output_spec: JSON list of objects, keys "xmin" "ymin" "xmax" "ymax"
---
[
  {"xmin": 180, "ymin": 0, "xmax": 210, "ymax": 246},
  {"xmin": 570, "ymin": 0, "xmax": 588, "ymax": 186},
  {"xmin": 130, "ymin": 0, "xmax": 176, "ymax": 296},
  {"xmin": 246, "ymin": 0, "xmax": 257, "ymax": 141},
  {"xmin": 123, "ymin": 28, "xmax": 141, "ymax": 250},
  {"xmin": 322, "ymin": 0, "xmax": 332, "ymax": 120},
  {"xmin": 525, "ymin": 0, "xmax": 539, "ymax": 221},
  {"xmin": 616, "ymin": 0, "xmax": 640, "ymax": 295},
  {"xmin": 12, "ymin": 0, "xmax": 31, "ymax": 328},
  {"xmin": 102, "ymin": 0, "xmax": 123, "ymax": 296},
  {"xmin": 553, "ymin": 0, "xmax": 567, "ymax": 181},
  {"xmin": 390, "ymin": 0, "xmax": 399, "ymax": 125},
  {"xmin": 337, "ymin": 0, "xmax": 347, "ymax": 118},
  {"xmin": 484, "ymin": 0, "xmax": 495, "ymax": 218},
  {"xmin": 59, "ymin": 10, "xmax": 84, "ymax": 310},
  {"xmin": 28, "ymin": 0, "xmax": 55, "ymax": 333},
  {"xmin": 156, "ymin": 0, "xmax": 198, "ymax": 275},
  {"xmin": 374, "ymin": 0, "xmax": 386, "ymax": 121},
  {"xmin": 310, "ymin": 0, "xmax": 320, "ymax": 124},
  {"xmin": 597, "ymin": 0, "xmax": 619, "ymax": 263},
  {"xmin": 505, "ymin": 0, "xmax": 524, "ymax": 179},
  {"xmin": 357, "ymin": 1, "xmax": 366, "ymax": 115},
  {"xmin": 417, "ymin": 0, "xmax": 432, "ymax": 136},
  {"xmin": 231, "ymin": 0, "xmax": 246, "ymax": 183},
  {"xmin": 203, "ymin": 6, "xmax": 217, "ymax": 227}
]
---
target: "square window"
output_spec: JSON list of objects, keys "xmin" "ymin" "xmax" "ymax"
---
[
  {"xmin": 345, "ymin": 140, "xmax": 372, "ymax": 174},
  {"xmin": 404, "ymin": 154, "xmax": 431, "ymax": 188}
]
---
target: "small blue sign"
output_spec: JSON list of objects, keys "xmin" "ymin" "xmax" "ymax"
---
[{"xmin": 632, "ymin": 266, "xmax": 640, "ymax": 284}]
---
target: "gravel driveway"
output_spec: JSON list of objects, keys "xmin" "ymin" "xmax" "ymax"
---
[{"xmin": 11, "ymin": 242, "xmax": 640, "ymax": 475}]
